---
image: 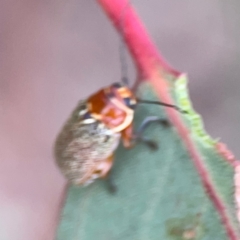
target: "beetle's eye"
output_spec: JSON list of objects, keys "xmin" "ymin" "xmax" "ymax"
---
[{"xmin": 123, "ymin": 97, "xmax": 136, "ymax": 109}]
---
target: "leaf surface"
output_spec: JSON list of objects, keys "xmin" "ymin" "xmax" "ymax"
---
[{"xmin": 56, "ymin": 76, "xmax": 239, "ymax": 240}]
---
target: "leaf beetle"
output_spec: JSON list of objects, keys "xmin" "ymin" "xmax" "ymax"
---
[{"xmin": 54, "ymin": 82, "xmax": 185, "ymax": 192}]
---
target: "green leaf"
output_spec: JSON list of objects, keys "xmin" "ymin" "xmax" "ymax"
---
[{"xmin": 56, "ymin": 77, "xmax": 239, "ymax": 240}]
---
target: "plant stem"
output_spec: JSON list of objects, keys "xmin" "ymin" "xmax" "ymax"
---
[{"xmin": 97, "ymin": 0, "xmax": 180, "ymax": 79}]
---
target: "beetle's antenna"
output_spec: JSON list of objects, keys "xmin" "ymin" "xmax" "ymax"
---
[
  {"xmin": 119, "ymin": 1, "xmax": 129, "ymax": 86},
  {"xmin": 137, "ymin": 98, "xmax": 188, "ymax": 114}
]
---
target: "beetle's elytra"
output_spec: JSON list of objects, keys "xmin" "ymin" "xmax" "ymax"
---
[{"xmin": 54, "ymin": 82, "xmax": 184, "ymax": 189}]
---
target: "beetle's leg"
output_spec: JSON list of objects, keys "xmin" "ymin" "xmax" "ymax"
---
[
  {"xmin": 121, "ymin": 123, "xmax": 135, "ymax": 148},
  {"xmin": 104, "ymin": 169, "xmax": 117, "ymax": 194},
  {"xmin": 136, "ymin": 116, "xmax": 169, "ymax": 134},
  {"xmin": 94, "ymin": 155, "xmax": 113, "ymax": 178},
  {"xmin": 135, "ymin": 116, "xmax": 170, "ymax": 150},
  {"xmin": 94, "ymin": 155, "xmax": 116, "ymax": 193},
  {"xmin": 133, "ymin": 136, "xmax": 158, "ymax": 150},
  {"xmin": 121, "ymin": 123, "xmax": 149, "ymax": 149},
  {"xmin": 121, "ymin": 117, "xmax": 169, "ymax": 150},
  {"xmin": 121, "ymin": 123, "xmax": 156, "ymax": 149},
  {"xmin": 134, "ymin": 116, "xmax": 170, "ymax": 150}
]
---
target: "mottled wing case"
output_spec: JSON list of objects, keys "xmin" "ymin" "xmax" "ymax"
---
[{"xmin": 54, "ymin": 101, "xmax": 121, "ymax": 185}]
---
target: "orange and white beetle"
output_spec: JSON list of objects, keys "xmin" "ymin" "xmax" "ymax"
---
[{"xmin": 54, "ymin": 82, "xmax": 184, "ymax": 191}]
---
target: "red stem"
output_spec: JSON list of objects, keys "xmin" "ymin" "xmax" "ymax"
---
[
  {"xmin": 97, "ymin": 0, "xmax": 180, "ymax": 79},
  {"xmin": 97, "ymin": 0, "xmax": 239, "ymax": 239}
]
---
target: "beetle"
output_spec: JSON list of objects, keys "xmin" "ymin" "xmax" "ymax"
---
[{"xmin": 54, "ymin": 82, "xmax": 185, "ymax": 192}]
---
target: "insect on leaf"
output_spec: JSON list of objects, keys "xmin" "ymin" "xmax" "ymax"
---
[{"xmin": 56, "ymin": 75, "xmax": 240, "ymax": 240}]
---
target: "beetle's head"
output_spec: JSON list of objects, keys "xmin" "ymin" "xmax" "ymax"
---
[
  {"xmin": 87, "ymin": 82, "xmax": 186, "ymax": 133},
  {"xmin": 106, "ymin": 82, "xmax": 187, "ymax": 114},
  {"xmin": 105, "ymin": 82, "xmax": 137, "ymax": 110}
]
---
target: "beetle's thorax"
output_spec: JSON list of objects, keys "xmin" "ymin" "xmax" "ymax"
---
[{"xmin": 87, "ymin": 83, "xmax": 136, "ymax": 132}]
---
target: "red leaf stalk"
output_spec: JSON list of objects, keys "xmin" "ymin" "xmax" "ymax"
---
[{"xmin": 97, "ymin": 0, "xmax": 180, "ymax": 79}]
